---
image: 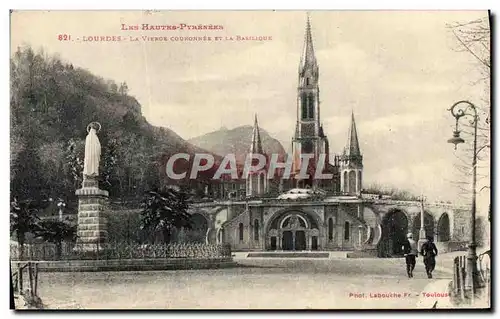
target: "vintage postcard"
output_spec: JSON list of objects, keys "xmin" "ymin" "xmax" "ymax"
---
[{"xmin": 9, "ymin": 10, "xmax": 491, "ymax": 310}]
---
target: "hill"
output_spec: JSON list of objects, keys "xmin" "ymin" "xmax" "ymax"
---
[
  {"xmin": 188, "ymin": 125, "xmax": 287, "ymax": 164},
  {"xmin": 10, "ymin": 46, "xmax": 218, "ymax": 206}
]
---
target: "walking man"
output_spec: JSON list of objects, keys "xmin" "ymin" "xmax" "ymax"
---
[
  {"xmin": 420, "ymin": 236, "xmax": 438, "ymax": 278},
  {"xmin": 402, "ymin": 233, "xmax": 418, "ymax": 278}
]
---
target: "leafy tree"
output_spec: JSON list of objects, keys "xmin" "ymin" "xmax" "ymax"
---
[
  {"xmin": 10, "ymin": 46, "xmax": 207, "ymax": 206},
  {"xmin": 140, "ymin": 188, "xmax": 193, "ymax": 244},
  {"xmin": 65, "ymin": 139, "xmax": 84, "ymax": 190},
  {"xmin": 118, "ymin": 82, "xmax": 129, "ymax": 95},
  {"xmin": 362, "ymin": 183, "xmax": 421, "ymax": 201},
  {"xmin": 10, "ymin": 142, "xmax": 48, "ymax": 203},
  {"xmin": 36, "ymin": 219, "xmax": 77, "ymax": 259},
  {"xmin": 10, "ymin": 198, "xmax": 49, "ymax": 259},
  {"xmin": 100, "ymin": 137, "xmax": 119, "ymax": 195}
]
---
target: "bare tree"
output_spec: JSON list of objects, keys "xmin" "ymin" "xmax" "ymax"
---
[{"xmin": 446, "ymin": 17, "xmax": 491, "ymax": 202}]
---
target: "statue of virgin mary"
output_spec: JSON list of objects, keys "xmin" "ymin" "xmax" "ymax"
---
[{"xmin": 83, "ymin": 122, "xmax": 101, "ymax": 178}]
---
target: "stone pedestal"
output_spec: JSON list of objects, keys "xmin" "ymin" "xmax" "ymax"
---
[
  {"xmin": 74, "ymin": 177, "xmax": 109, "ymax": 254},
  {"xmin": 418, "ymin": 228, "xmax": 427, "ymax": 251}
]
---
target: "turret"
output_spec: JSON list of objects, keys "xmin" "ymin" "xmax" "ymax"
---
[
  {"xmin": 246, "ymin": 114, "xmax": 267, "ymax": 197},
  {"xmin": 340, "ymin": 111, "xmax": 363, "ymax": 195}
]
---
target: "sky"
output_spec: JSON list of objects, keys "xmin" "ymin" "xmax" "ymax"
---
[{"xmin": 10, "ymin": 10, "xmax": 491, "ymax": 214}]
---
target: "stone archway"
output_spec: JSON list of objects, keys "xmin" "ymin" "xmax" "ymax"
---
[
  {"xmin": 412, "ymin": 212, "xmax": 435, "ymax": 241},
  {"xmin": 437, "ymin": 213, "xmax": 450, "ymax": 242},
  {"xmin": 216, "ymin": 227, "xmax": 225, "ymax": 244},
  {"xmin": 266, "ymin": 210, "xmax": 320, "ymax": 251},
  {"xmin": 379, "ymin": 209, "xmax": 409, "ymax": 257}
]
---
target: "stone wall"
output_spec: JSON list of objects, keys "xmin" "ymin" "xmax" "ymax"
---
[
  {"xmin": 335, "ymin": 204, "xmax": 366, "ymax": 250},
  {"xmin": 223, "ymin": 209, "xmax": 252, "ymax": 251}
]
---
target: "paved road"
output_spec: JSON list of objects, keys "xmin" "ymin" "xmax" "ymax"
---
[{"xmin": 37, "ymin": 258, "xmax": 451, "ymax": 309}]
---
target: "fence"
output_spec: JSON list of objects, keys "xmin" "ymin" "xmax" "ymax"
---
[
  {"xmin": 452, "ymin": 255, "xmax": 468, "ymax": 301},
  {"xmin": 452, "ymin": 251, "xmax": 491, "ymax": 305},
  {"xmin": 479, "ymin": 250, "xmax": 491, "ymax": 306},
  {"xmin": 10, "ymin": 242, "xmax": 232, "ymax": 261},
  {"xmin": 11, "ymin": 261, "xmax": 44, "ymax": 309}
]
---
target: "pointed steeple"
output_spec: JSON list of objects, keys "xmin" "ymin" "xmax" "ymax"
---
[
  {"xmin": 345, "ymin": 111, "xmax": 361, "ymax": 156},
  {"xmin": 250, "ymin": 114, "xmax": 263, "ymax": 154},
  {"xmin": 299, "ymin": 13, "xmax": 317, "ymax": 71}
]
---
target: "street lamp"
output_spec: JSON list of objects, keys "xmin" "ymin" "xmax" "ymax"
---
[
  {"xmin": 57, "ymin": 199, "xmax": 66, "ymax": 221},
  {"xmin": 447, "ymin": 100, "xmax": 484, "ymax": 294}
]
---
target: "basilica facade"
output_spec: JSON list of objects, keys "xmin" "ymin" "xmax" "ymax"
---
[{"xmin": 185, "ymin": 18, "xmax": 470, "ymax": 256}]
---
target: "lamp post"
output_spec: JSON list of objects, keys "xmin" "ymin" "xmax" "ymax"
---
[
  {"xmin": 57, "ymin": 199, "xmax": 66, "ymax": 221},
  {"xmin": 447, "ymin": 100, "xmax": 484, "ymax": 294}
]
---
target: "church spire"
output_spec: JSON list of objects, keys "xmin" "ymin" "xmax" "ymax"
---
[
  {"xmin": 345, "ymin": 111, "xmax": 361, "ymax": 157},
  {"xmin": 299, "ymin": 14, "xmax": 317, "ymax": 71},
  {"xmin": 250, "ymin": 114, "xmax": 263, "ymax": 154}
]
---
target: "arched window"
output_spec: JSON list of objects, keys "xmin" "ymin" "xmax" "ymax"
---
[
  {"xmin": 348, "ymin": 170, "xmax": 356, "ymax": 193},
  {"xmin": 328, "ymin": 218, "xmax": 334, "ymax": 241},
  {"xmin": 254, "ymin": 219, "xmax": 260, "ymax": 241},
  {"xmin": 301, "ymin": 93, "xmax": 307, "ymax": 119},
  {"xmin": 437, "ymin": 213, "xmax": 450, "ymax": 242},
  {"xmin": 308, "ymin": 93, "xmax": 314, "ymax": 119},
  {"xmin": 218, "ymin": 228, "xmax": 225, "ymax": 244},
  {"xmin": 343, "ymin": 171, "xmax": 348, "ymax": 192},
  {"xmin": 344, "ymin": 221, "xmax": 350, "ymax": 240},
  {"xmin": 239, "ymin": 223, "xmax": 244, "ymax": 241},
  {"xmin": 306, "ymin": 77, "xmax": 310, "ymax": 86},
  {"xmin": 357, "ymin": 172, "xmax": 362, "ymax": 192}
]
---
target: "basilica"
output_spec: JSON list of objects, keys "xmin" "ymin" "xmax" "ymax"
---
[{"xmin": 184, "ymin": 18, "xmax": 470, "ymax": 257}]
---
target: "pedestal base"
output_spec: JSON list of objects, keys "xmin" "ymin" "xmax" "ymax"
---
[
  {"xmin": 418, "ymin": 228, "xmax": 427, "ymax": 250},
  {"xmin": 74, "ymin": 185, "xmax": 109, "ymax": 256}
]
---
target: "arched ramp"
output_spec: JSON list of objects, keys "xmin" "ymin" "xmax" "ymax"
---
[
  {"xmin": 437, "ymin": 213, "xmax": 450, "ymax": 242},
  {"xmin": 412, "ymin": 211, "xmax": 435, "ymax": 240},
  {"xmin": 378, "ymin": 209, "xmax": 409, "ymax": 257}
]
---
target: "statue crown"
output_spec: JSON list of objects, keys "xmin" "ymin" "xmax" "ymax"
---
[{"xmin": 87, "ymin": 122, "xmax": 102, "ymax": 133}]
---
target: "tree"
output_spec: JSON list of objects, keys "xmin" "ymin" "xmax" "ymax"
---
[
  {"xmin": 118, "ymin": 82, "xmax": 129, "ymax": 95},
  {"xmin": 65, "ymin": 139, "xmax": 84, "ymax": 190},
  {"xmin": 100, "ymin": 137, "xmax": 119, "ymax": 195},
  {"xmin": 362, "ymin": 183, "xmax": 421, "ymax": 201},
  {"xmin": 10, "ymin": 143, "xmax": 48, "ymax": 207},
  {"xmin": 140, "ymin": 188, "xmax": 193, "ymax": 244},
  {"xmin": 10, "ymin": 46, "xmax": 199, "ymax": 210},
  {"xmin": 10, "ymin": 198, "xmax": 49, "ymax": 259},
  {"xmin": 447, "ymin": 17, "xmax": 491, "ymax": 203},
  {"xmin": 36, "ymin": 219, "xmax": 77, "ymax": 259}
]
